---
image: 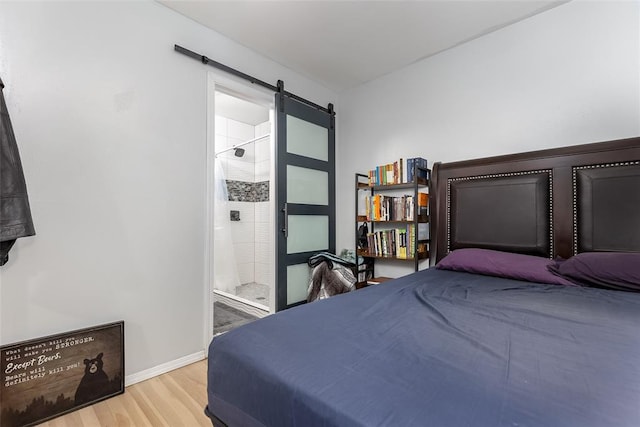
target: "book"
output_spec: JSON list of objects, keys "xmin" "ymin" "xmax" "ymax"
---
[
  {"xmin": 418, "ymin": 192, "xmax": 429, "ymax": 216},
  {"xmin": 407, "ymin": 157, "xmax": 429, "ymax": 182},
  {"xmin": 367, "ymin": 277, "xmax": 393, "ymax": 285},
  {"xmin": 408, "ymin": 225, "xmax": 416, "ymax": 255},
  {"xmin": 405, "ymin": 195, "xmax": 415, "ymax": 221},
  {"xmin": 418, "ymin": 242, "xmax": 429, "ymax": 255},
  {"xmin": 418, "ymin": 192, "xmax": 428, "ymax": 207},
  {"xmin": 365, "ymin": 195, "xmax": 371, "ymax": 220},
  {"xmin": 415, "ymin": 157, "xmax": 429, "ymax": 180},
  {"xmin": 373, "ymin": 195, "xmax": 381, "ymax": 221},
  {"xmin": 397, "ymin": 227, "xmax": 407, "ymax": 259},
  {"xmin": 406, "ymin": 158, "xmax": 415, "ymax": 183},
  {"xmin": 418, "ymin": 223, "xmax": 429, "ymax": 240}
]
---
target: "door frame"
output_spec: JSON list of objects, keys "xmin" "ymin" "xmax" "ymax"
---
[{"xmin": 204, "ymin": 71, "xmax": 275, "ymax": 346}]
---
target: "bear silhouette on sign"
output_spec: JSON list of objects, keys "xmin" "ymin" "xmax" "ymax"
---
[{"xmin": 74, "ymin": 352, "xmax": 110, "ymax": 405}]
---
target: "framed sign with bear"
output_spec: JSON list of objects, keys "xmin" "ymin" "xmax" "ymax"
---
[{"xmin": 0, "ymin": 321, "xmax": 124, "ymax": 427}]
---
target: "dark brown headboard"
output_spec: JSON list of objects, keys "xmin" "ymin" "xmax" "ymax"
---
[{"xmin": 431, "ymin": 137, "xmax": 640, "ymax": 264}]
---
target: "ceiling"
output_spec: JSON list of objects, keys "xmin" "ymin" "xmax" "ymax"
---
[
  {"xmin": 160, "ymin": 0, "xmax": 568, "ymax": 92},
  {"xmin": 216, "ymin": 92, "xmax": 269, "ymax": 125}
]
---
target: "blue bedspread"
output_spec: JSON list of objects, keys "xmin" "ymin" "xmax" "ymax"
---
[{"xmin": 206, "ymin": 268, "xmax": 640, "ymax": 426}]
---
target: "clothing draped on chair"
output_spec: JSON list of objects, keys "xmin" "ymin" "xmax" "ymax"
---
[{"xmin": 307, "ymin": 252, "xmax": 356, "ymax": 302}]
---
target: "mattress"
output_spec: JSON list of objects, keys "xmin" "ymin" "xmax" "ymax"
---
[{"xmin": 206, "ymin": 268, "xmax": 640, "ymax": 427}]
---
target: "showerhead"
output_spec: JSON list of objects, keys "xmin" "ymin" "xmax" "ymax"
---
[{"xmin": 234, "ymin": 148, "xmax": 245, "ymax": 157}]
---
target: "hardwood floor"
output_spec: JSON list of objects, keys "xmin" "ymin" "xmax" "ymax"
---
[{"xmin": 37, "ymin": 359, "xmax": 211, "ymax": 427}]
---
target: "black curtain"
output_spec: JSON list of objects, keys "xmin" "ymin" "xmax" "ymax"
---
[{"xmin": 0, "ymin": 77, "xmax": 35, "ymax": 265}]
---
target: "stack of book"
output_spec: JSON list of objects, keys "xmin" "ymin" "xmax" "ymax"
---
[
  {"xmin": 367, "ymin": 157, "xmax": 429, "ymax": 186},
  {"xmin": 366, "ymin": 228, "xmax": 409, "ymax": 259},
  {"xmin": 365, "ymin": 193, "xmax": 428, "ymax": 221},
  {"xmin": 364, "ymin": 224, "xmax": 429, "ymax": 259}
]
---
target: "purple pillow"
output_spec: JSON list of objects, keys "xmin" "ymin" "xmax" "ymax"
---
[
  {"xmin": 436, "ymin": 248, "xmax": 576, "ymax": 286},
  {"xmin": 548, "ymin": 252, "xmax": 640, "ymax": 292}
]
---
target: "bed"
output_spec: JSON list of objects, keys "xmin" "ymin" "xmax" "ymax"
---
[{"xmin": 206, "ymin": 136, "xmax": 640, "ymax": 427}]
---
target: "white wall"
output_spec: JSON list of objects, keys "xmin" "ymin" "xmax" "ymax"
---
[
  {"xmin": 2, "ymin": 0, "xmax": 637, "ymax": 371},
  {"xmin": 214, "ymin": 117, "xmax": 272, "ymax": 289},
  {"xmin": 254, "ymin": 121, "xmax": 273, "ymax": 294},
  {"xmin": 0, "ymin": 1, "xmax": 336, "ymax": 378},
  {"xmin": 337, "ymin": 0, "xmax": 640, "ymax": 276},
  {"xmin": 216, "ymin": 117, "xmax": 257, "ymax": 285}
]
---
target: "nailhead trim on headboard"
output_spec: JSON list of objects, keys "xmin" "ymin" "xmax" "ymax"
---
[
  {"xmin": 446, "ymin": 169, "xmax": 554, "ymax": 258},
  {"xmin": 572, "ymin": 160, "xmax": 640, "ymax": 255}
]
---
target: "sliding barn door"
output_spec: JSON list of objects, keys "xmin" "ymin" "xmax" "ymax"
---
[{"xmin": 275, "ymin": 93, "xmax": 335, "ymax": 311}]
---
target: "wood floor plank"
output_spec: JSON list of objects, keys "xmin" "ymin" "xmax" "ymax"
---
[
  {"xmin": 35, "ymin": 360, "xmax": 210, "ymax": 427},
  {"xmin": 133, "ymin": 377, "xmax": 185, "ymax": 426},
  {"xmin": 90, "ymin": 397, "xmax": 118, "ymax": 426},
  {"xmin": 158, "ymin": 375, "xmax": 208, "ymax": 426},
  {"xmin": 43, "ymin": 409, "xmax": 84, "ymax": 427},
  {"xmin": 104, "ymin": 392, "xmax": 140, "ymax": 427},
  {"xmin": 108, "ymin": 387, "xmax": 152, "ymax": 427},
  {"xmin": 76, "ymin": 406, "xmax": 103, "ymax": 427},
  {"xmin": 166, "ymin": 362, "xmax": 208, "ymax": 408},
  {"xmin": 126, "ymin": 383, "xmax": 170, "ymax": 427}
]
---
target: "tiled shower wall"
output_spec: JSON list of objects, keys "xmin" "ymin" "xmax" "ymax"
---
[
  {"xmin": 253, "ymin": 121, "xmax": 272, "ymax": 291},
  {"xmin": 215, "ymin": 117, "xmax": 271, "ymax": 290}
]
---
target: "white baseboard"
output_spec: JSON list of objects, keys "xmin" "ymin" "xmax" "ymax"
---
[{"xmin": 124, "ymin": 350, "xmax": 206, "ymax": 387}]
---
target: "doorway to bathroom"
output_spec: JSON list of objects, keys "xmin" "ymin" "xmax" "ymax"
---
[
  {"xmin": 203, "ymin": 67, "xmax": 336, "ymax": 339},
  {"xmin": 209, "ymin": 78, "xmax": 275, "ymax": 336}
]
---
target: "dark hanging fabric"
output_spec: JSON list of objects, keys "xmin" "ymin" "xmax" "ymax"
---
[{"xmin": 0, "ymin": 77, "xmax": 35, "ymax": 266}]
